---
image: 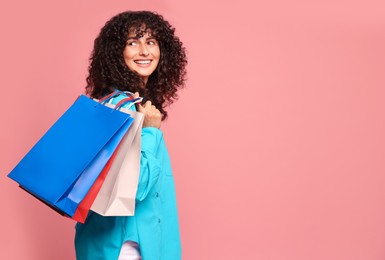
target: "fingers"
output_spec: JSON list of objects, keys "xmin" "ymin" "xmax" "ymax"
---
[
  {"xmin": 133, "ymin": 92, "xmax": 139, "ymax": 99},
  {"xmin": 136, "ymin": 99, "xmax": 162, "ymax": 128},
  {"xmin": 137, "ymin": 103, "xmax": 144, "ymax": 112},
  {"xmin": 142, "ymin": 100, "xmax": 152, "ymax": 109},
  {"xmin": 136, "ymin": 99, "xmax": 159, "ymax": 114},
  {"xmin": 137, "ymin": 100, "xmax": 152, "ymax": 112},
  {"xmin": 145, "ymin": 100, "xmax": 152, "ymax": 107}
]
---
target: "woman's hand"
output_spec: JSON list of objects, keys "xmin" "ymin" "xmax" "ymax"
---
[{"xmin": 133, "ymin": 92, "xmax": 162, "ymax": 129}]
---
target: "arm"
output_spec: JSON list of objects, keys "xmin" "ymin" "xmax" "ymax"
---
[
  {"xmin": 135, "ymin": 127, "xmax": 163, "ymax": 201},
  {"xmin": 135, "ymin": 99, "xmax": 163, "ymax": 201},
  {"xmin": 112, "ymin": 93, "xmax": 163, "ymax": 202}
]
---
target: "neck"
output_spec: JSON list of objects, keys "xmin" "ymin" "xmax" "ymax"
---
[{"xmin": 141, "ymin": 76, "xmax": 148, "ymax": 87}]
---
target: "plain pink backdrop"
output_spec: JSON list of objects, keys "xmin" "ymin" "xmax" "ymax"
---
[{"xmin": 1, "ymin": 0, "xmax": 385, "ymax": 259}]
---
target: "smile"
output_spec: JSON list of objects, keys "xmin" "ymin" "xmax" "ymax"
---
[{"xmin": 134, "ymin": 60, "xmax": 151, "ymax": 64}]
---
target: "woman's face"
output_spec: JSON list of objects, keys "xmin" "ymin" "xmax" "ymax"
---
[{"xmin": 123, "ymin": 31, "xmax": 160, "ymax": 85}]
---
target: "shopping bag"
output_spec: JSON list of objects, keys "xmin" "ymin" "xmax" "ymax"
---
[
  {"xmin": 72, "ymin": 95, "xmax": 143, "ymax": 222},
  {"xmin": 72, "ymin": 142, "xmax": 121, "ymax": 223},
  {"xmin": 8, "ymin": 94, "xmax": 134, "ymax": 217},
  {"xmin": 90, "ymin": 97, "xmax": 143, "ymax": 216}
]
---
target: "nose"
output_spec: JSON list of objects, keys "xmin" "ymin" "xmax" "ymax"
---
[{"xmin": 139, "ymin": 43, "xmax": 149, "ymax": 56}]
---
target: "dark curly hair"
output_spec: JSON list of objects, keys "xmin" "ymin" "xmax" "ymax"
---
[{"xmin": 86, "ymin": 11, "xmax": 187, "ymax": 120}]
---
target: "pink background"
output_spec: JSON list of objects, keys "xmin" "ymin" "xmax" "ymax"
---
[{"xmin": 1, "ymin": 0, "xmax": 385, "ymax": 259}]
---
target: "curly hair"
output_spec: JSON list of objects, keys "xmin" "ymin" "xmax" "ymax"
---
[{"xmin": 86, "ymin": 11, "xmax": 187, "ymax": 120}]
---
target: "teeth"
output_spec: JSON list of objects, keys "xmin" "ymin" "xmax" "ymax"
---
[{"xmin": 135, "ymin": 60, "xmax": 151, "ymax": 64}]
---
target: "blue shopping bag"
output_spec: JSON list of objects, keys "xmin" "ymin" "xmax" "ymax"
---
[{"xmin": 8, "ymin": 94, "xmax": 134, "ymax": 217}]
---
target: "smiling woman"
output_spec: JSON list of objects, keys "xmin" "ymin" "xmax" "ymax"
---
[
  {"xmin": 85, "ymin": 11, "xmax": 187, "ymax": 120},
  {"xmin": 124, "ymin": 32, "xmax": 160, "ymax": 84},
  {"xmin": 74, "ymin": 11, "xmax": 187, "ymax": 260}
]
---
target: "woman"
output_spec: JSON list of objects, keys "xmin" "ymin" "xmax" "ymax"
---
[{"xmin": 74, "ymin": 11, "xmax": 187, "ymax": 260}]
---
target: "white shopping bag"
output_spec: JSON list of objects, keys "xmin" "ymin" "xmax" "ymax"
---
[{"xmin": 91, "ymin": 97, "xmax": 143, "ymax": 216}]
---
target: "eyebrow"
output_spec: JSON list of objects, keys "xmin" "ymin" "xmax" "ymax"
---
[{"xmin": 126, "ymin": 36, "xmax": 157, "ymax": 41}]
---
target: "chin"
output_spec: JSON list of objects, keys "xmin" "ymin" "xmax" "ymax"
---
[{"xmin": 137, "ymin": 70, "xmax": 155, "ymax": 77}]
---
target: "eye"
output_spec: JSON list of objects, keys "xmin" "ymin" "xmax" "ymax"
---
[
  {"xmin": 126, "ymin": 41, "xmax": 137, "ymax": 46},
  {"xmin": 147, "ymin": 40, "xmax": 157, "ymax": 45}
]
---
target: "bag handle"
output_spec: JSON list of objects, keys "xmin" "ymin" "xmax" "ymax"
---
[
  {"xmin": 115, "ymin": 97, "xmax": 143, "ymax": 110},
  {"xmin": 99, "ymin": 90, "xmax": 123, "ymax": 103},
  {"xmin": 99, "ymin": 90, "xmax": 134, "ymax": 103}
]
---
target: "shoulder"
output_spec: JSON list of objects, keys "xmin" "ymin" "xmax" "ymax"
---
[{"xmin": 108, "ymin": 93, "xmax": 137, "ymax": 111}]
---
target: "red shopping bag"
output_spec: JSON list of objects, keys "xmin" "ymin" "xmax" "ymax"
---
[{"xmin": 72, "ymin": 142, "xmax": 122, "ymax": 223}]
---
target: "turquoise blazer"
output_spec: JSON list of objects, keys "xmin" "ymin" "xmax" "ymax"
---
[{"xmin": 74, "ymin": 94, "xmax": 181, "ymax": 259}]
